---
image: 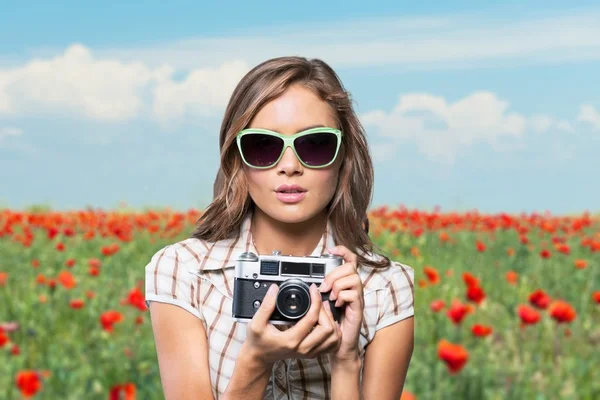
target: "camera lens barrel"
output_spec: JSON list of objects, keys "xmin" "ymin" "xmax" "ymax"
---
[{"xmin": 276, "ymin": 278, "xmax": 311, "ymax": 320}]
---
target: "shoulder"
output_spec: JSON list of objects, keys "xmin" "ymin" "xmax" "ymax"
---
[
  {"xmin": 145, "ymin": 234, "xmax": 245, "ymax": 276},
  {"xmin": 144, "ymin": 238, "xmax": 213, "ymax": 280},
  {"xmin": 356, "ymin": 251, "xmax": 415, "ymax": 295},
  {"xmin": 355, "ymin": 252, "xmax": 415, "ymax": 350}
]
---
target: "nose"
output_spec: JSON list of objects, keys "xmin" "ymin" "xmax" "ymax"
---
[{"xmin": 277, "ymin": 145, "xmax": 303, "ymax": 175}]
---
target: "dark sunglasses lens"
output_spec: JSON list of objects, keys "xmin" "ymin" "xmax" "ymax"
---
[
  {"xmin": 240, "ymin": 134, "xmax": 283, "ymax": 167},
  {"xmin": 294, "ymin": 133, "xmax": 338, "ymax": 166}
]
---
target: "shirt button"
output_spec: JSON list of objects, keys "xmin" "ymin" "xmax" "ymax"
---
[{"xmin": 277, "ymin": 367, "xmax": 285, "ymax": 381}]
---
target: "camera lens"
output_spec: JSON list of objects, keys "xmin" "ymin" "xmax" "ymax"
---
[{"xmin": 276, "ymin": 279, "xmax": 310, "ymax": 320}]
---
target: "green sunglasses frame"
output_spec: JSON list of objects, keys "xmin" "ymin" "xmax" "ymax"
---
[{"xmin": 235, "ymin": 127, "xmax": 343, "ymax": 169}]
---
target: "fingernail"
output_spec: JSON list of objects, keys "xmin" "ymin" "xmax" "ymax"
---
[
  {"xmin": 319, "ymin": 281, "xmax": 329, "ymax": 292},
  {"xmin": 310, "ymin": 283, "xmax": 317, "ymax": 292},
  {"xmin": 268, "ymin": 284, "xmax": 278, "ymax": 296}
]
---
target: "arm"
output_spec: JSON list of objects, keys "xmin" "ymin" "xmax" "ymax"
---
[
  {"xmin": 150, "ymin": 303, "xmax": 274, "ymax": 400},
  {"xmin": 330, "ymin": 355, "xmax": 362, "ymax": 400},
  {"xmin": 149, "ymin": 302, "xmax": 215, "ymax": 400},
  {"xmin": 221, "ymin": 342, "xmax": 273, "ymax": 399},
  {"xmin": 361, "ymin": 316, "xmax": 414, "ymax": 399}
]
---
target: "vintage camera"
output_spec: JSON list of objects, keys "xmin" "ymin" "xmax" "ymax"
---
[{"xmin": 232, "ymin": 250, "xmax": 345, "ymax": 325}]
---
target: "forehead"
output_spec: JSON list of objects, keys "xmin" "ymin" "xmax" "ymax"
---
[{"xmin": 249, "ymin": 85, "xmax": 337, "ymax": 133}]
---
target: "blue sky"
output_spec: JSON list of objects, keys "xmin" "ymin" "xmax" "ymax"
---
[{"xmin": 1, "ymin": 1, "xmax": 599, "ymax": 214}]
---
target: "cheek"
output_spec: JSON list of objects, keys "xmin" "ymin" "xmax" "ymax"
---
[
  {"xmin": 243, "ymin": 168, "xmax": 269, "ymax": 195},
  {"xmin": 312, "ymin": 171, "xmax": 339, "ymax": 197}
]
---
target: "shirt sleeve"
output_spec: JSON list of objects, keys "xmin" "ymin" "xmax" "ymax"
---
[
  {"xmin": 375, "ymin": 261, "xmax": 414, "ymax": 331},
  {"xmin": 144, "ymin": 243, "xmax": 204, "ymax": 321}
]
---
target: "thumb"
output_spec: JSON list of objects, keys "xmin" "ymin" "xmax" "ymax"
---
[{"xmin": 252, "ymin": 283, "xmax": 279, "ymax": 326}]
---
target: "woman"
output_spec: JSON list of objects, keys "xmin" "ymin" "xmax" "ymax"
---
[{"xmin": 145, "ymin": 56, "xmax": 415, "ymax": 400}]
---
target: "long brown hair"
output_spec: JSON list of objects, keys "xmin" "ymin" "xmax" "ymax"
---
[{"xmin": 190, "ymin": 56, "xmax": 392, "ymax": 269}]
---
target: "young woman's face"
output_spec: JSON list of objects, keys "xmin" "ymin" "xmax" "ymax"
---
[{"xmin": 243, "ymin": 84, "xmax": 344, "ymax": 224}]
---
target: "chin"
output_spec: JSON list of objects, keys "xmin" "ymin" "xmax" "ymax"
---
[
  {"xmin": 260, "ymin": 203, "xmax": 322, "ymax": 225},
  {"xmin": 269, "ymin": 207, "xmax": 311, "ymax": 224}
]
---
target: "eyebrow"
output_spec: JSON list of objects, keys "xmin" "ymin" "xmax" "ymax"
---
[
  {"xmin": 294, "ymin": 124, "xmax": 326, "ymax": 133},
  {"xmin": 254, "ymin": 124, "xmax": 327, "ymax": 134}
]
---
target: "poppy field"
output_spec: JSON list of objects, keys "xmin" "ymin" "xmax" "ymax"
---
[{"xmin": 1, "ymin": 205, "xmax": 599, "ymax": 399}]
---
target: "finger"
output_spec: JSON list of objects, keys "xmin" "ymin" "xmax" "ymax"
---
[
  {"xmin": 250, "ymin": 283, "xmax": 279, "ymax": 328},
  {"xmin": 333, "ymin": 289, "xmax": 363, "ymax": 312},
  {"xmin": 318, "ymin": 262, "xmax": 356, "ymax": 294},
  {"xmin": 323, "ymin": 301, "xmax": 341, "ymax": 333},
  {"xmin": 326, "ymin": 245, "xmax": 358, "ymax": 265},
  {"xmin": 304, "ymin": 331, "xmax": 341, "ymax": 358},
  {"xmin": 323, "ymin": 293, "xmax": 345, "ymax": 329},
  {"xmin": 303, "ymin": 304, "xmax": 341, "ymax": 358},
  {"xmin": 284, "ymin": 283, "xmax": 322, "ymax": 342},
  {"xmin": 329, "ymin": 273, "xmax": 362, "ymax": 301},
  {"xmin": 296, "ymin": 304, "xmax": 337, "ymax": 355}
]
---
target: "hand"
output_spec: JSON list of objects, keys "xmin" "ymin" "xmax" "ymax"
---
[
  {"xmin": 242, "ymin": 282, "xmax": 342, "ymax": 368},
  {"xmin": 318, "ymin": 245, "xmax": 364, "ymax": 364}
]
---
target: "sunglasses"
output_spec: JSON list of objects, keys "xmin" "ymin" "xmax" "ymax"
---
[{"xmin": 236, "ymin": 127, "xmax": 343, "ymax": 169}]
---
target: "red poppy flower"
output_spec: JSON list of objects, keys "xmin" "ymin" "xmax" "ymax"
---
[
  {"xmin": 127, "ymin": 287, "xmax": 147, "ymax": 311},
  {"xmin": 430, "ymin": 299, "xmax": 445, "ymax": 313},
  {"xmin": 518, "ymin": 304, "xmax": 541, "ymax": 325},
  {"xmin": 529, "ymin": 289, "xmax": 551, "ymax": 309},
  {"xmin": 438, "ymin": 339, "xmax": 469, "ymax": 374},
  {"xmin": 548, "ymin": 300, "xmax": 576, "ymax": 323},
  {"xmin": 555, "ymin": 243, "xmax": 570, "ymax": 255},
  {"xmin": 70, "ymin": 299, "xmax": 85, "ymax": 309},
  {"xmin": 471, "ymin": 324, "xmax": 493, "ymax": 337},
  {"xmin": 100, "ymin": 310, "xmax": 124, "ymax": 332},
  {"xmin": 540, "ymin": 249, "xmax": 551, "ymax": 259},
  {"xmin": 15, "ymin": 370, "xmax": 42, "ymax": 398},
  {"xmin": 446, "ymin": 300, "xmax": 473, "ymax": 324},
  {"xmin": 505, "ymin": 271, "xmax": 519, "ymax": 285},
  {"xmin": 0, "ymin": 272, "xmax": 7, "ymax": 287},
  {"xmin": 462, "ymin": 272, "xmax": 480, "ymax": 288},
  {"xmin": 88, "ymin": 258, "xmax": 102, "ymax": 269},
  {"xmin": 109, "ymin": 382, "xmax": 136, "ymax": 400},
  {"xmin": 475, "ymin": 240, "xmax": 486, "ymax": 252},
  {"xmin": 424, "ymin": 266, "xmax": 440, "ymax": 284},
  {"xmin": 466, "ymin": 285, "xmax": 486, "ymax": 304},
  {"xmin": 57, "ymin": 271, "xmax": 77, "ymax": 289}
]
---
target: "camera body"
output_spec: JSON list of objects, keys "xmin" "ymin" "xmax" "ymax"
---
[{"xmin": 232, "ymin": 250, "xmax": 344, "ymax": 325}]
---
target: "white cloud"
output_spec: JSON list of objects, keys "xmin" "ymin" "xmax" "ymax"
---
[
  {"xmin": 0, "ymin": 126, "xmax": 23, "ymax": 147},
  {"xmin": 87, "ymin": 9, "xmax": 600, "ymax": 71},
  {"xmin": 0, "ymin": 44, "xmax": 251, "ymax": 124},
  {"xmin": 0, "ymin": 44, "xmax": 168, "ymax": 121},
  {"xmin": 530, "ymin": 114, "xmax": 553, "ymax": 133},
  {"xmin": 577, "ymin": 104, "xmax": 600, "ymax": 130},
  {"xmin": 151, "ymin": 60, "xmax": 249, "ymax": 125},
  {"xmin": 361, "ymin": 92, "xmax": 599, "ymax": 164},
  {"xmin": 0, "ymin": 126, "xmax": 22, "ymax": 138},
  {"xmin": 530, "ymin": 114, "xmax": 575, "ymax": 133},
  {"xmin": 360, "ymin": 91, "xmax": 527, "ymax": 164},
  {"xmin": 556, "ymin": 120, "xmax": 575, "ymax": 133}
]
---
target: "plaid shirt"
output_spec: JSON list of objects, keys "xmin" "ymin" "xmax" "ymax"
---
[{"xmin": 145, "ymin": 209, "xmax": 414, "ymax": 399}]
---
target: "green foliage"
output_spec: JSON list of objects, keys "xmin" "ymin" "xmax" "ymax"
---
[{"xmin": 0, "ymin": 214, "xmax": 599, "ymax": 399}]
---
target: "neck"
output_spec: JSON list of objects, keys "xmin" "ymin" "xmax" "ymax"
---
[{"xmin": 250, "ymin": 206, "xmax": 328, "ymax": 256}]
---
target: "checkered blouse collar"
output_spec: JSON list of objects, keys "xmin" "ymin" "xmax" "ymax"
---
[{"xmin": 201, "ymin": 208, "xmax": 337, "ymax": 270}]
